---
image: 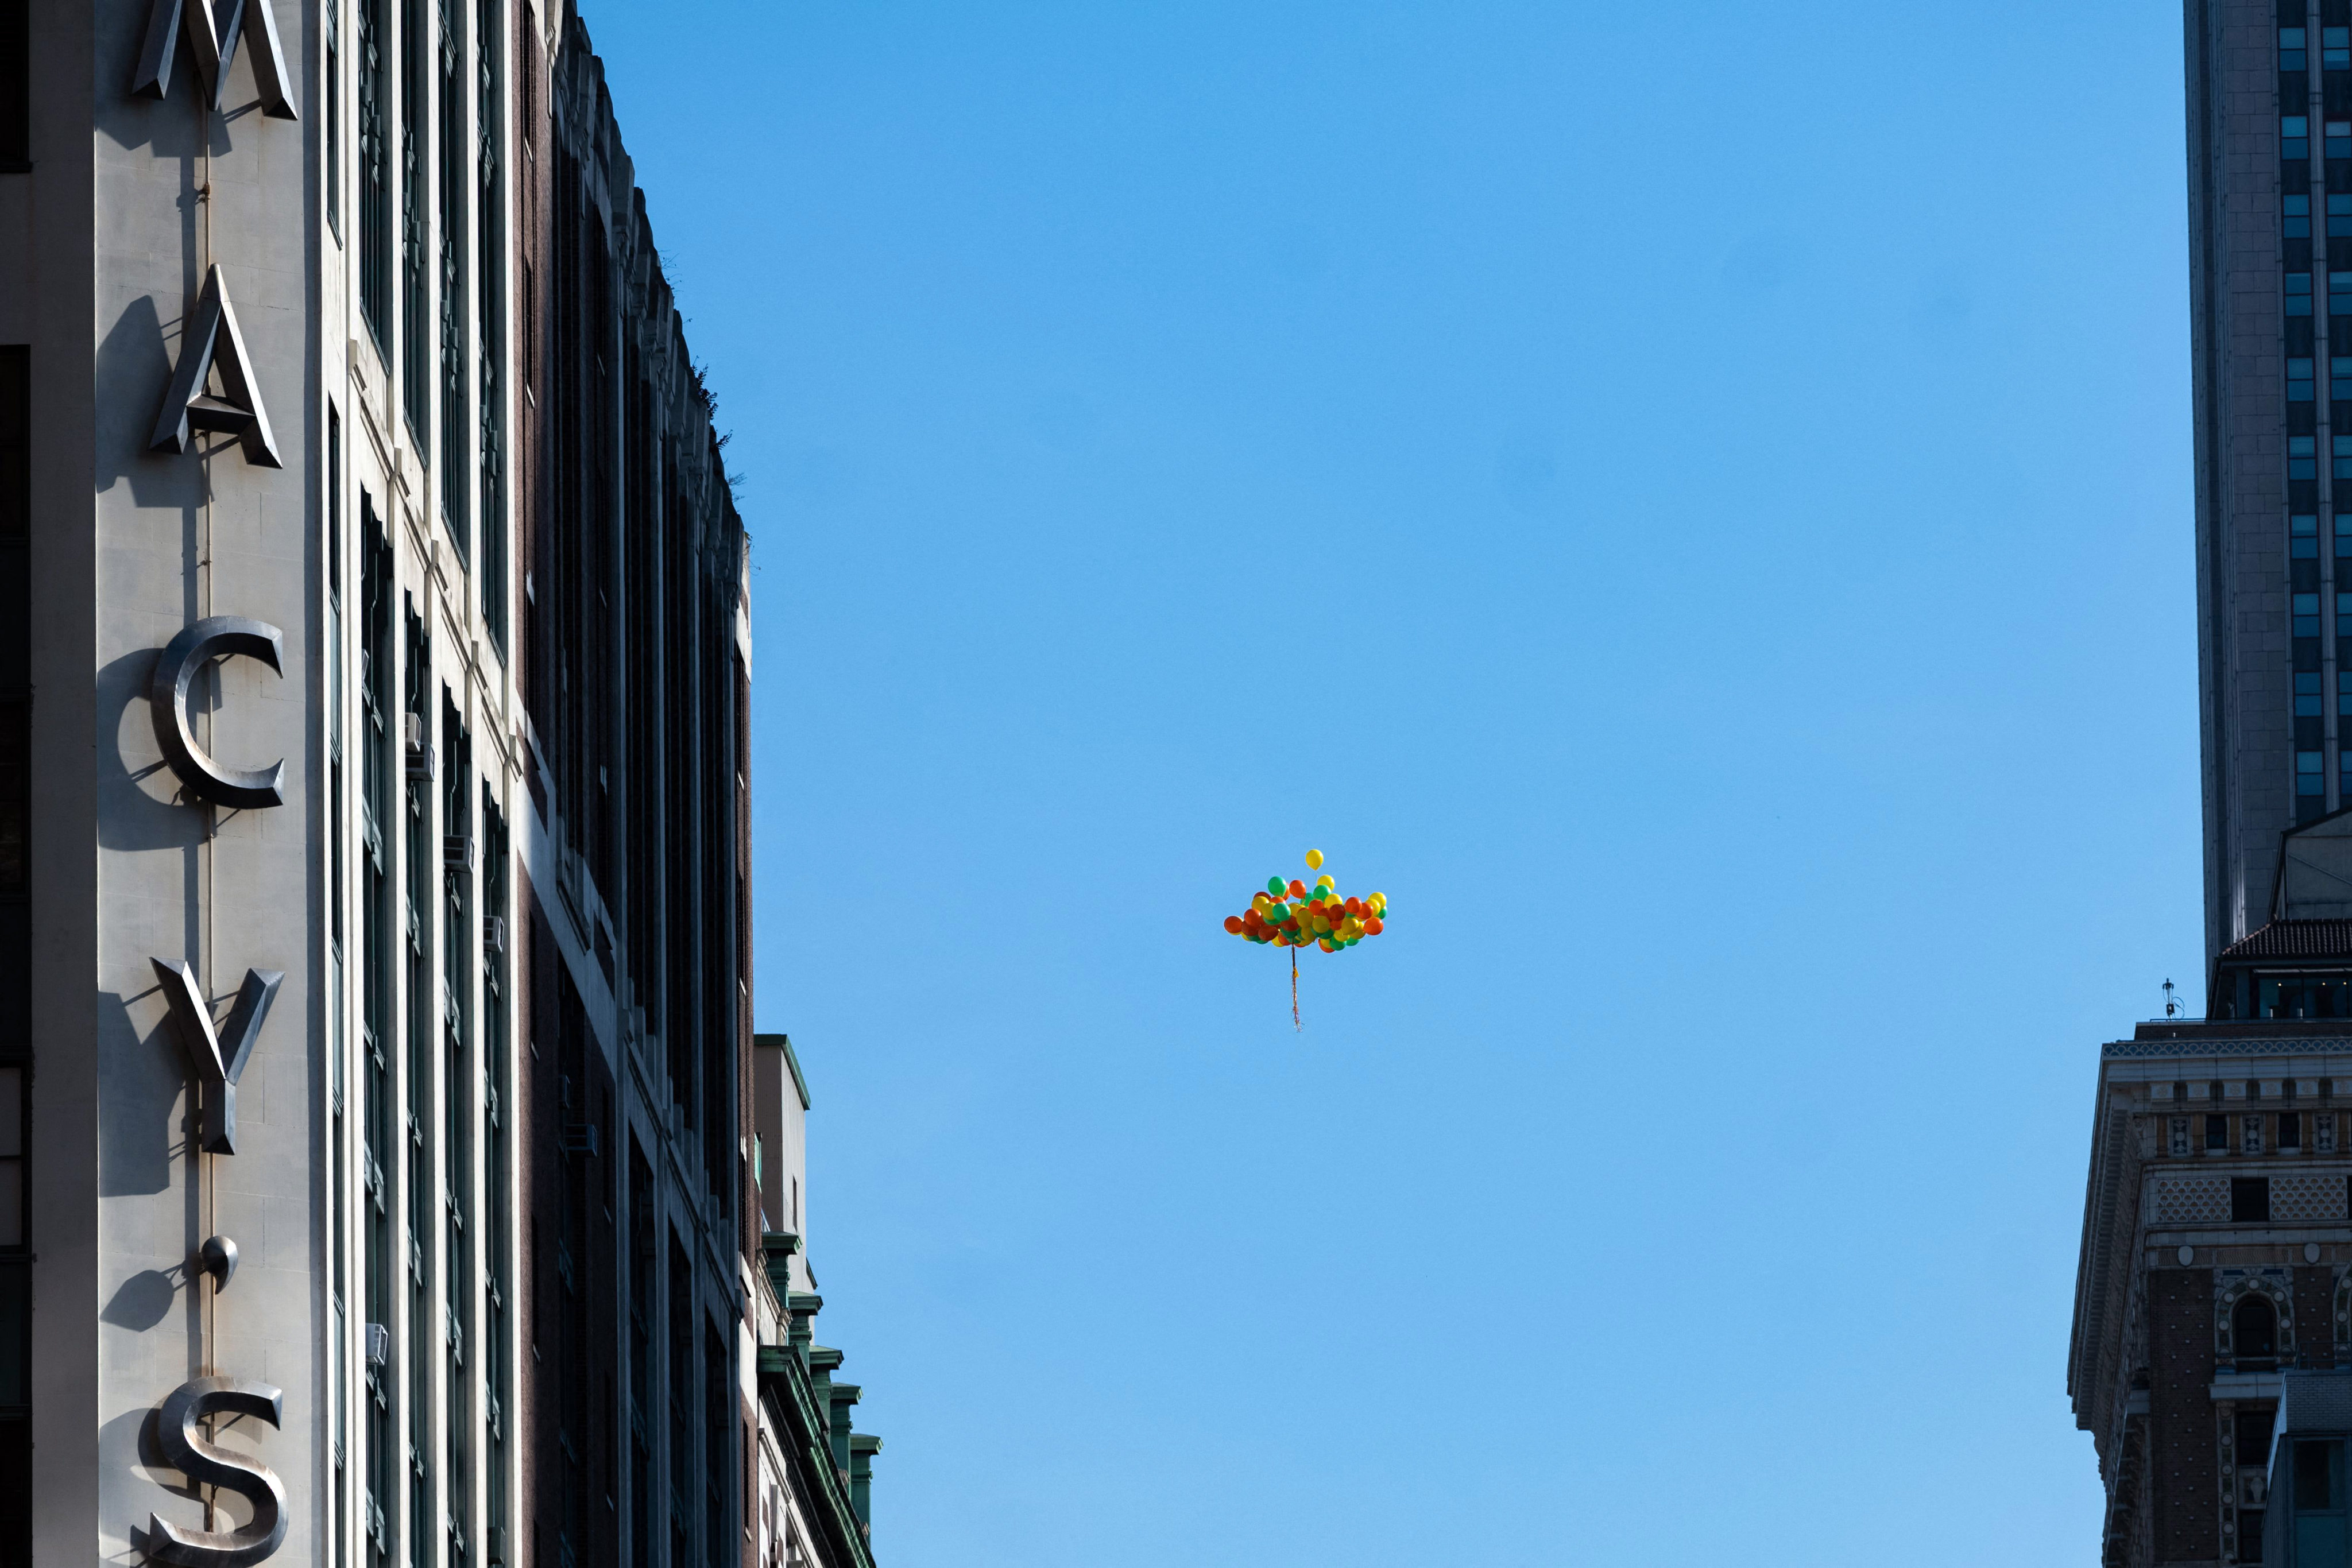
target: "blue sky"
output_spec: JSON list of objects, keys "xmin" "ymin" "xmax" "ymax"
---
[{"xmin": 588, "ymin": 1, "xmax": 2187, "ymax": 1560}]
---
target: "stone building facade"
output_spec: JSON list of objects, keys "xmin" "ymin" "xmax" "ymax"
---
[
  {"xmin": 2071, "ymin": 1016, "xmax": 2352, "ymax": 1564},
  {"xmin": 0, "ymin": 2, "xmax": 885, "ymax": 1566}
]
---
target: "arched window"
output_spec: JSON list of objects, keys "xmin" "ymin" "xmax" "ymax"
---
[{"xmin": 2237, "ymin": 1294, "xmax": 2281, "ymax": 1362}]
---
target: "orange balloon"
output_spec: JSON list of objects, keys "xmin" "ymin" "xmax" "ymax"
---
[
  {"xmin": 1224, "ymin": 915, "xmax": 1244, "ymax": 934},
  {"xmin": 1287, "ymin": 879, "xmax": 1307, "ymax": 899},
  {"xmin": 1364, "ymin": 916, "xmax": 1384, "ymax": 935}
]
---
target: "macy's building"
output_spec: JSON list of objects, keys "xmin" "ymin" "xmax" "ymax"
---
[{"xmin": 0, "ymin": 3, "xmax": 884, "ymax": 1567}]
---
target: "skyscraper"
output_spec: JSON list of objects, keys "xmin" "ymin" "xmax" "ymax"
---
[{"xmin": 2189, "ymin": 0, "xmax": 2352, "ymax": 961}]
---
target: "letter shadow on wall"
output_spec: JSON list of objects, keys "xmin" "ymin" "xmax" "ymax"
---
[
  {"xmin": 99, "ymin": 1268, "xmax": 177, "ymax": 1332},
  {"xmin": 96, "ymin": 984, "xmax": 188, "ymax": 1199},
  {"xmin": 98, "ymin": 648, "xmax": 210, "ymax": 854}
]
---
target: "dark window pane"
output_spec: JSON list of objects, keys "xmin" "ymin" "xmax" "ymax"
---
[
  {"xmin": 2235, "ymin": 1177, "xmax": 2275, "ymax": 1224},
  {"xmin": 0, "ymin": 0, "xmax": 23, "ymax": 169},
  {"xmin": 2241, "ymin": 1405, "xmax": 2280, "ymax": 1469},
  {"xmin": 2300, "ymin": 1441, "xmax": 2338, "ymax": 1511}
]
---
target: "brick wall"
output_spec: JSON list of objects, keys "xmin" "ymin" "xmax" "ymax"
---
[
  {"xmin": 2153, "ymin": 1268, "xmax": 2220, "ymax": 1561},
  {"xmin": 2296, "ymin": 1264, "xmax": 2336, "ymax": 1365}
]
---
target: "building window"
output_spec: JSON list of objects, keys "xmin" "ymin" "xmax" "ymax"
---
[
  {"xmin": 2293, "ymin": 272, "xmax": 2316, "ymax": 315},
  {"xmin": 2327, "ymin": 24, "xmax": 2349, "ymax": 67},
  {"xmin": 2295, "ymin": 435, "xmax": 2320, "ymax": 478},
  {"xmin": 2235, "ymin": 1176, "xmax": 2276, "ymax": 1225},
  {"xmin": 327, "ymin": 0, "xmax": 342, "ymax": 242},
  {"xmin": 2288, "ymin": 116, "xmax": 2312, "ymax": 160},
  {"xmin": 0, "ymin": 343, "xmax": 27, "ymax": 1568},
  {"xmin": 2301, "ymin": 672, "xmax": 2325, "ymax": 718},
  {"xmin": 0, "ymin": 0, "xmax": 23, "ymax": 170},
  {"xmin": 359, "ymin": 0, "xmax": 390, "ymax": 343},
  {"xmin": 436, "ymin": 0, "xmax": 467, "ymax": 558},
  {"xmin": 2237, "ymin": 1298, "xmax": 2281, "ymax": 1371},
  {"xmin": 2331, "ymin": 121, "xmax": 2351, "ymax": 158},
  {"xmin": 400, "ymin": 0, "xmax": 428, "ymax": 436},
  {"xmin": 2293, "ymin": 358, "xmax": 2316, "ymax": 401},
  {"xmin": 2289, "ymin": 194, "xmax": 2314, "ymax": 239},
  {"xmin": 2211, "ymin": 1110, "xmax": 2231, "ymax": 1151},
  {"xmin": 2297, "ymin": 594, "xmax": 2322, "ymax": 635},
  {"xmin": 476, "ymin": 0, "xmax": 506, "ymax": 654},
  {"xmin": 2298, "ymin": 513, "xmax": 2322, "ymax": 560},
  {"xmin": 2287, "ymin": 25, "xmax": 2311, "ymax": 68},
  {"xmin": 2297, "ymin": 1441, "xmax": 2341, "ymax": 1530},
  {"xmin": 2300, "ymin": 752, "xmax": 2326, "ymax": 809}
]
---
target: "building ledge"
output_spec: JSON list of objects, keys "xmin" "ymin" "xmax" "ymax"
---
[{"xmin": 2212, "ymin": 1372, "xmax": 2286, "ymax": 1401}]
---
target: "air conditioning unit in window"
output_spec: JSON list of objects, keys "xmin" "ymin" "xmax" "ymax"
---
[
  {"xmin": 363, "ymin": 1322, "xmax": 389, "ymax": 1366},
  {"xmin": 483, "ymin": 915, "xmax": 506, "ymax": 953},
  {"xmin": 404, "ymin": 713, "xmax": 434, "ymax": 779}
]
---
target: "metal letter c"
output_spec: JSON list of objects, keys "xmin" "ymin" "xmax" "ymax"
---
[{"xmin": 149, "ymin": 617, "xmax": 286, "ymax": 810}]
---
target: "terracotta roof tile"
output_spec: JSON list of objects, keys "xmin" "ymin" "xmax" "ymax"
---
[{"xmin": 2219, "ymin": 919, "xmax": 2352, "ymax": 962}]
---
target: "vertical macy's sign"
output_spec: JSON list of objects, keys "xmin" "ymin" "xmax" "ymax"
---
[{"xmin": 134, "ymin": 0, "xmax": 299, "ymax": 1562}]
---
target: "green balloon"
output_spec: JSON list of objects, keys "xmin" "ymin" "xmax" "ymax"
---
[{"xmin": 1267, "ymin": 876, "xmax": 1286, "ymax": 896}]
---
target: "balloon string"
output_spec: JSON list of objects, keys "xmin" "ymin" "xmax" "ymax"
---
[{"xmin": 1291, "ymin": 947, "xmax": 1301, "ymax": 1032}]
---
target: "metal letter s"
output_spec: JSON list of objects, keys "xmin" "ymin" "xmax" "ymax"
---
[{"xmin": 145, "ymin": 1377, "xmax": 288, "ymax": 1566}]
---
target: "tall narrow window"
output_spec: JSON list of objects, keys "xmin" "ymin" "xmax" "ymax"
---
[
  {"xmin": 328, "ymin": 407, "xmax": 349, "ymax": 1568},
  {"xmin": 0, "ymin": 344, "xmax": 28, "ymax": 1568},
  {"xmin": 359, "ymin": 504, "xmax": 394, "ymax": 1568},
  {"xmin": 402, "ymin": 0, "xmax": 429, "ymax": 435},
  {"xmin": 478, "ymin": 0, "xmax": 506, "ymax": 651},
  {"xmin": 359, "ymin": 0, "xmax": 391, "ymax": 342},
  {"xmin": 481, "ymin": 791, "xmax": 510, "ymax": 1568},
  {"xmin": 401, "ymin": 604, "xmax": 434, "ymax": 1568},
  {"xmin": 438, "ymin": 0, "xmax": 467, "ymax": 553},
  {"xmin": 440, "ymin": 699, "xmax": 471, "ymax": 1568},
  {"xmin": 327, "ymin": 0, "xmax": 343, "ymax": 241},
  {"xmin": 0, "ymin": 0, "xmax": 26, "ymax": 170}
]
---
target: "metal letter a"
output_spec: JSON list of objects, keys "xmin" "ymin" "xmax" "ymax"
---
[
  {"xmin": 150, "ymin": 959, "xmax": 283, "ymax": 1155},
  {"xmin": 150, "ymin": 266, "xmax": 282, "ymax": 470}
]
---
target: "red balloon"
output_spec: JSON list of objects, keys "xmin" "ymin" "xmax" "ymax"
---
[
  {"xmin": 1363, "ymin": 916, "xmax": 1383, "ymax": 935},
  {"xmin": 1224, "ymin": 915, "xmax": 1244, "ymax": 934}
]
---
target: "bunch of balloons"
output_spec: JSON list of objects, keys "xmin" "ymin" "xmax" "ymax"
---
[{"xmin": 1222, "ymin": 847, "xmax": 1388, "ymax": 955}]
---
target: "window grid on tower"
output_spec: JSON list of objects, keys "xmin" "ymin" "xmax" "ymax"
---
[{"xmin": 2288, "ymin": 0, "xmax": 2332, "ymax": 820}]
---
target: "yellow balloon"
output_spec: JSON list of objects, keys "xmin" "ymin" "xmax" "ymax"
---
[
  {"xmin": 1370, "ymin": 892, "xmax": 1387, "ymax": 911},
  {"xmin": 1316, "ymin": 874, "xmax": 1335, "ymax": 890},
  {"xmin": 1305, "ymin": 848, "xmax": 1324, "ymax": 870}
]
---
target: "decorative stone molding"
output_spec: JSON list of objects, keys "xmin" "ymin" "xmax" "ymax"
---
[
  {"xmin": 2274, "ymin": 1173, "xmax": 2348, "ymax": 1223},
  {"xmin": 2152, "ymin": 1174, "xmax": 2231, "ymax": 1226}
]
